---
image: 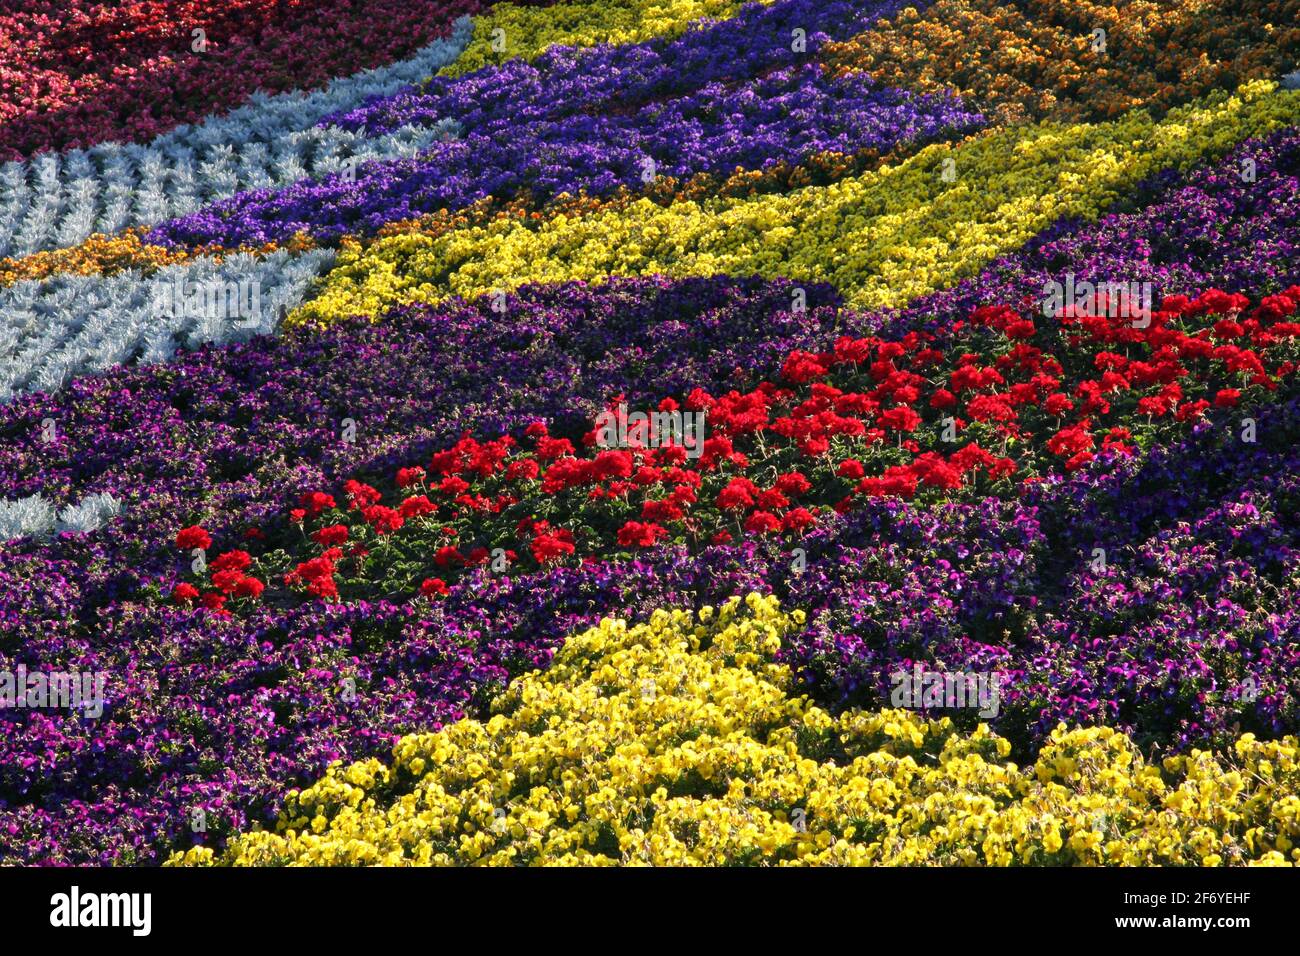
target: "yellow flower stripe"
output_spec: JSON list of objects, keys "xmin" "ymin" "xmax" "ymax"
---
[
  {"xmin": 8, "ymin": 153, "xmax": 874, "ymax": 287},
  {"xmin": 172, "ymin": 594, "xmax": 1300, "ymax": 867},
  {"xmin": 288, "ymin": 82, "xmax": 1300, "ymax": 328},
  {"xmin": 441, "ymin": 0, "xmax": 770, "ymax": 78}
]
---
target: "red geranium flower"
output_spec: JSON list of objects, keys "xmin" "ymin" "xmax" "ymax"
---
[
  {"xmin": 420, "ymin": 577, "xmax": 449, "ymax": 598},
  {"xmin": 211, "ymin": 569, "xmax": 245, "ymax": 594},
  {"xmin": 209, "ymin": 550, "xmax": 252, "ymax": 573},
  {"xmin": 1044, "ymin": 393, "xmax": 1074, "ymax": 416},
  {"xmin": 306, "ymin": 576, "xmax": 338, "ymax": 600},
  {"xmin": 343, "ymin": 480, "xmax": 381, "ymax": 508},
  {"xmin": 782, "ymin": 350, "xmax": 831, "ymax": 384},
  {"xmin": 781, "ymin": 507, "xmax": 817, "ymax": 532},
  {"xmin": 233, "ymin": 577, "xmax": 265, "ymax": 599},
  {"xmin": 171, "ymin": 583, "xmax": 200, "ymax": 605},
  {"xmin": 294, "ymin": 556, "xmax": 336, "ymax": 581},
  {"xmin": 312, "ymin": 525, "xmax": 349, "ymax": 547},
  {"xmin": 299, "ymin": 491, "xmax": 337, "ymax": 517},
  {"xmin": 775, "ymin": 472, "xmax": 811, "ymax": 496},
  {"xmin": 1047, "ymin": 425, "xmax": 1094, "ymax": 457},
  {"xmin": 506, "ymin": 458, "xmax": 540, "ymax": 481},
  {"xmin": 362, "ymin": 505, "xmax": 404, "ymax": 534},
  {"xmin": 878, "ymin": 406, "xmax": 922, "ymax": 433},
  {"xmin": 175, "ymin": 525, "xmax": 211, "ymax": 551},
  {"xmin": 531, "ymin": 529, "xmax": 576, "ymax": 565},
  {"xmin": 433, "ymin": 545, "xmax": 463, "ymax": 568},
  {"xmin": 930, "ymin": 388, "xmax": 957, "ymax": 409},
  {"xmin": 616, "ymin": 521, "xmax": 668, "ymax": 548},
  {"xmin": 438, "ymin": 475, "xmax": 470, "ymax": 497},
  {"xmin": 535, "ymin": 436, "xmax": 575, "ymax": 461},
  {"xmin": 396, "ymin": 466, "xmax": 426, "ymax": 487},
  {"xmin": 717, "ymin": 477, "xmax": 759, "ymax": 511},
  {"xmin": 744, "ymin": 511, "xmax": 782, "ymax": 534},
  {"xmin": 398, "ymin": 495, "xmax": 436, "ymax": 518},
  {"xmin": 200, "ymin": 591, "xmax": 228, "ymax": 612}
]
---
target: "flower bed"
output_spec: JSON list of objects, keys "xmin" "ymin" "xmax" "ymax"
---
[
  {"xmin": 824, "ymin": 0, "xmax": 1300, "ymax": 124},
  {"xmin": 171, "ymin": 596, "xmax": 1300, "ymax": 867},
  {"xmin": 147, "ymin": 64, "xmax": 980, "ymax": 249},
  {"xmin": 288, "ymin": 82, "xmax": 1300, "ymax": 326},
  {"xmin": 0, "ymin": 0, "xmax": 502, "ymax": 160},
  {"xmin": 201, "ymin": 287, "xmax": 1300, "ymax": 603},
  {"xmin": 5, "ymin": 0, "xmax": 1300, "ymax": 869},
  {"xmin": 438, "ymin": 0, "xmax": 783, "ymax": 78}
]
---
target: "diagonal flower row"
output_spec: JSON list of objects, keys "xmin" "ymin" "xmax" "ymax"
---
[
  {"xmin": 183, "ymin": 285, "xmax": 1300, "ymax": 610},
  {"xmin": 171, "ymin": 595, "xmax": 1300, "ymax": 867}
]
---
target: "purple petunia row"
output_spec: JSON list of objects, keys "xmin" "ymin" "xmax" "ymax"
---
[
  {"xmin": 142, "ymin": 0, "xmax": 933, "ymax": 249},
  {"xmin": 323, "ymin": 0, "xmax": 920, "ymax": 137},
  {"xmin": 145, "ymin": 67, "xmax": 980, "ymax": 248}
]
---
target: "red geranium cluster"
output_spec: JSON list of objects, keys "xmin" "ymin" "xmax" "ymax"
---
[
  {"xmin": 170, "ymin": 525, "xmax": 265, "ymax": 612},
  {"xmin": 167, "ymin": 287, "xmax": 1300, "ymax": 608}
]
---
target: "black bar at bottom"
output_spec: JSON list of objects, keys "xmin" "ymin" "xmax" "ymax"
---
[{"xmin": 0, "ymin": 865, "xmax": 1283, "ymax": 944}]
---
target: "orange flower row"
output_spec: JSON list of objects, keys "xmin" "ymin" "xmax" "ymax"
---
[
  {"xmin": 0, "ymin": 230, "xmax": 317, "ymax": 288},
  {"xmin": 824, "ymin": 0, "xmax": 1300, "ymax": 124}
]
